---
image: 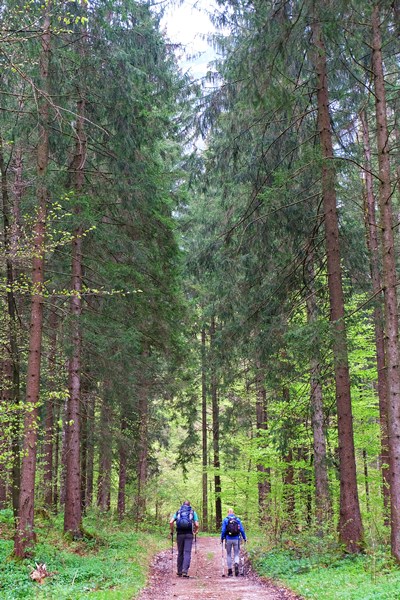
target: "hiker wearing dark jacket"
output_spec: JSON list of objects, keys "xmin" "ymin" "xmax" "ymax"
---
[
  {"xmin": 170, "ymin": 500, "xmax": 199, "ymax": 577},
  {"xmin": 220, "ymin": 508, "xmax": 247, "ymax": 576}
]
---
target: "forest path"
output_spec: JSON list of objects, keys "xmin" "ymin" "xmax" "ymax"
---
[{"xmin": 136, "ymin": 536, "xmax": 302, "ymax": 600}]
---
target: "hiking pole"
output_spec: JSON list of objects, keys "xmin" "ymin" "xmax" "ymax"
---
[
  {"xmin": 195, "ymin": 533, "xmax": 198, "ymax": 577},
  {"xmin": 171, "ymin": 531, "xmax": 174, "ymax": 576},
  {"xmin": 240, "ymin": 539, "xmax": 246, "ymax": 576},
  {"xmin": 221, "ymin": 540, "xmax": 225, "ymax": 577}
]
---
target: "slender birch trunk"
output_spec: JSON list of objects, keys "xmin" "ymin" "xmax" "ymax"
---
[{"xmin": 311, "ymin": 9, "xmax": 363, "ymax": 551}]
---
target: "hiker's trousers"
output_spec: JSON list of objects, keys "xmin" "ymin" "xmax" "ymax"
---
[
  {"xmin": 176, "ymin": 532, "xmax": 193, "ymax": 574},
  {"xmin": 225, "ymin": 538, "xmax": 240, "ymax": 569}
]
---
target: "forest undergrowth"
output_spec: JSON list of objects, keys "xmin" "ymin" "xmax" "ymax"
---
[
  {"xmin": 0, "ymin": 509, "xmax": 166, "ymax": 599},
  {"xmin": 2, "ymin": 508, "xmax": 400, "ymax": 600},
  {"xmin": 251, "ymin": 530, "xmax": 400, "ymax": 600}
]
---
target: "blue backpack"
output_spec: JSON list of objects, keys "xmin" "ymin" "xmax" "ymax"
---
[{"xmin": 176, "ymin": 505, "xmax": 194, "ymax": 532}]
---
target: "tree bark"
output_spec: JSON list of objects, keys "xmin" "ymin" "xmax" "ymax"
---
[
  {"xmin": 117, "ymin": 414, "xmax": 128, "ymax": 521},
  {"xmin": 210, "ymin": 317, "xmax": 222, "ymax": 530},
  {"xmin": 0, "ymin": 361, "xmax": 8, "ymax": 508},
  {"xmin": 136, "ymin": 371, "xmax": 149, "ymax": 522},
  {"xmin": 255, "ymin": 366, "xmax": 271, "ymax": 523},
  {"xmin": 63, "ymin": 243, "xmax": 83, "ymax": 536},
  {"xmin": 201, "ymin": 327, "xmax": 208, "ymax": 531},
  {"xmin": 305, "ymin": 252, "xmax": 332, "ymax": 524},
  {"xmin": 360, "ymin": 108, "xmax": 390, "ymax": 515},
  {"xmin": 283, "ymin": 448, "xmax": 295, "ymax": 524},
  {"xmin": 64, "ymin": 2, "xmax": 87, "ymax": 535},
  {"xmin": 14, "ymin": 9, "xmax": 50, "ymax": 557},
  {"xmin": 80, "ymin": 387, "xmax": 88, "ymax": 514},
  {"xmin": 363, "ymin": 449, "xmax": 370, "ymax": 513},
  {"xmin": 297, "ymin": 447, "xmax": 312, "ymax": 527},
  {"xmin": 371, "ymin": 3, "xmax": 400, "ymax": 561},
  {"xmin": 0, "ymin": 135, "xmax": 21, "ymax": 517},
  {"xmin": 43, "ymin": 310, "xmax": 58, "ymax": 509},
  {"xmin": 311, "ymin": 11, "xmax": 363, "ymax": 551},
  {"xmin": 60, "ymin": 395, "xmax": 69, "ymax": 507},
  {"xmin": 53, "ymin": 397, "xmax": 61, "ymax": 511},
  {"xmin": 85, "ymin": 392, "xmax": 95, "ymax": 508},
  {"xmin": 97, "ymin": 393, "xmax": 112, "ymax": 512}
]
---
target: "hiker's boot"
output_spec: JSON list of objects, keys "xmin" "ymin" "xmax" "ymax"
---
[
  {"xmin": 228, "ymin": 568, "xmax": 233, "ymax": 577},
  {"xmin": 234, "ymin": 563, "xmax": 239, "ymax": 576},
  {"xmin": 182, "ymin": 572, "xmax": 189, "ymax": 578}
]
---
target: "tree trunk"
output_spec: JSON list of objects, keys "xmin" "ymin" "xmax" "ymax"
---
[
  {"xmin": 63, "ymin": 285, "xmax": 82, "ymax": 536},
  {"xmin": 43, "ymin": 310, "xmax": 58, "ymax": 509},
  {"xmin": 97, "ymin": 393, "xmax": 112, "ymax": 512},
  {"xmin": 201, "ymin": 327, "xmax": 208, "ymax": 531},
  {"xmin": 210, "ymin": 317, "xmax": 222, "ymax": 530},
  {"xmin": 53, "ymin": 398, "xmax": 61, "ymax": 511},
  {"xmin": 0, "ymin": 135, "xmax": 21, "ymax": 517},
  {"xmin": 255, "ymin": 365, "xmax": 271, "ymax": 523},
  {"xmin": 11, "ymin": 146, "xmax": 23, "ymax": 255},
  {"xmin": 85, "ymin": 392, "xmax": 95, "ymax": 508},
  {"xmin": 117, "ymin": 415, "xmax": 128, "ymax": 521},
  {"xmin": 136, "ymin": 376, "xmax": 149, "ymax": 522},
  {"xmin": 371, "ymin": 3, "xmax": 400, "ymax": 561},
  {"xmin": 63, "ymin": 259, "xmax": 83, "ymax": 535},
  {"xmin": 0, "ymin": 361, "xmax": 8, "ymax": 508},
  {"xmin": 363, "ymin": 449, "xmax": 370, "ymax": 513},
  {"xmin": 360, "ymin": 108, "xmax": 390, "ymax": 515},
  {"xmin": 60, "ymin": 395, "xmax": 69, "ymax": 507},
  {"xmin": 311, "ymin": 10, "xmax": 363, "ymax": 551},
  {"xmin": 80, "ymin": 388, "xmax": 88, "ymax": 513},
  {"xmin": 14, "ymin": 10, "xmax": 50, "ymax": 558},
  {"xmin": 9, "ymin": 143, "xmax": 23, "ymax": 512},
  {"xmin": 64, "ymin": 4, "xmax": 87, "ymax": 534},
  {"xmin": 297, "ymin": 447, "xmax": 312, "ymax": 527},
  {"xmin": 305, "ymin": 252, "xmax": 332, "ymax": 524},
  {"xmin": 283, "ymin": 448, "xmax": 295, "ymax": 525}
]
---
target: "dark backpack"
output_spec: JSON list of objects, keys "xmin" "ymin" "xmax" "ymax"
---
[
  {"xmin": 176, "ymin": 505, "xmax": 194, "ymax": 532},
  {"xmin": 226, "ymin": 517, "xmax": 240, "ymax": 536}
]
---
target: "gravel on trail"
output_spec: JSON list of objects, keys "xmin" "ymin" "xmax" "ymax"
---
[{"xmin": 136, "ymin": 536, "xmax": 303, "ymax": 600}]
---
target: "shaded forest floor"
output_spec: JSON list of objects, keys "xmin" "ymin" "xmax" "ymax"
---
[
  {"xmin": 137, "ymin": 536, "xmax": 302, "ymax": 600},
  {"xmin": 3, "ymin": 511, "xmax": 400, "ymax": 599}
]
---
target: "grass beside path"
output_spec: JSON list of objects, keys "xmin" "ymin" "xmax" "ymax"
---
[
  {"xmin": 0, "ymin": 509, "xmax": 167, "ymax": 600},
  {"xmin": 250, "ymin": 532, "xmax": 400, "ymax": 600}
]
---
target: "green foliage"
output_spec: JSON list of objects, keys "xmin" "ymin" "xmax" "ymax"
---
[
  {"xmin": 253, "ymin": 533, "xmax": 400, "ymax": 599},
  {"xmin": 0, "ymin": 513, "xmax": 166, "ymax": 599}
]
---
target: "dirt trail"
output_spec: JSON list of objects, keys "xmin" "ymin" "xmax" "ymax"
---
[{"xmin": 137, "ymin": 536, "xmax": 302, "ymax": 600}]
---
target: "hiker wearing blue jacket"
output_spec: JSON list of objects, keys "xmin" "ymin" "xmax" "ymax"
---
[
  {"xmin": 170, "ymin": 500, "xmax": 199, "ymax": 577},
  {"xmin": 220, "ymin": 508, "xmax": 247, "ymax": 576}
]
